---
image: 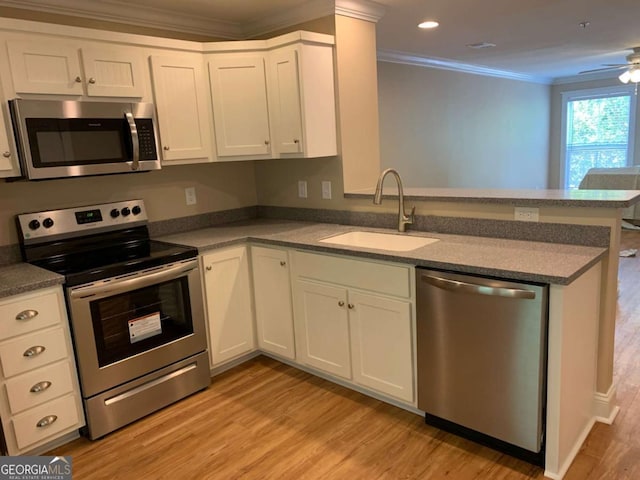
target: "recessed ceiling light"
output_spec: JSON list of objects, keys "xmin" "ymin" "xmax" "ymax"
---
[{"xmin": 418, "ymin": 21, "xmax": 439, "ymax": 29}]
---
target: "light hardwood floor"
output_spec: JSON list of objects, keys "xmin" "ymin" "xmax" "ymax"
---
[{"xmin": 50, "ymin": 232, "xmax": 640, "ymax": 479}]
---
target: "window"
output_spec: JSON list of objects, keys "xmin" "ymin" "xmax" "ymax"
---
[{"xmin": 561, "ymin": 86, "xmax": 637, "ymax": 189}]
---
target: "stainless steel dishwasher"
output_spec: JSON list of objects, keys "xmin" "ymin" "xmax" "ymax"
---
[{"xmin": 416, "ymin": 268, "xmax": 548, "ymax": 464}]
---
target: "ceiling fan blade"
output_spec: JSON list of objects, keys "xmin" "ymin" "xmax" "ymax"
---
[{"xmin": 579, "ymin": 65, "xmax": 628, "ymax": 74}]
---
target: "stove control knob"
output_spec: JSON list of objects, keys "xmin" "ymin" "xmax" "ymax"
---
[
  {"xmin": 110, "ymin": 208, "xmax": 120, "ymax": 218},
  {"xmin": 42, "ymin": 218, "xmax": 54, "ymax": 229},
  {"xmin": 28, "ymin": 219, "xmax": 40, "ymax": 230},
  {"xmin": 132, "ymin": 205, "xmax": 141, "ymax": 215},
  {"xmin": 121, "ymin": 207, "xmax": 131, "ymax": 217}
]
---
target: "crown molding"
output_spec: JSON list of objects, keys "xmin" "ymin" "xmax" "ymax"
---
[
  {"xmin": 552, "ymin": 70, "xmax": 622, "ymax": 85},
  {"xmin": 377, "ymin": 49, "xmax": 552, "ymax": 85},
  {"xmin": 243, "ymin": 0, "xmax": 335, "ymax": 38},
  {"xmin": 0, "ymin": 0, "xmax": 387, "ymax": 39},
  {"xmin": 0, "ymin": 0, "xmax": 244, "ymax": 39},
  {"xmin": 335, "ymin": 0, "xmax": 386, "ymax": 23}
]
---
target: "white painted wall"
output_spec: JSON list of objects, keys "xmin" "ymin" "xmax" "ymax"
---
[{"xmin": 377, "ymin": 61, "xmax": 551, "ymax": 189}]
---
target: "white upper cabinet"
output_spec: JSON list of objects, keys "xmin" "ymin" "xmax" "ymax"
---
[
  {"xmin": 207, "ymin": 32, "xmax": 337, "ymax": 160},
  {"xmin": 80, "ymin": 47, "xmax": 145, "ymax": 97},
  {"xmin": 7, "ymin": 41, "xmax": 83, "ymax": 95},
  {"xmin": 266, "ymin": 42, "xmax": 337, "ymax": 159},
  {"xmin": 208, "ymin": 54, "xmax": 271, "ymax": 157},
  {"xmin": 7, "ymin": 40, "xmax": 145, "ymax": 97},
  {"xmin": 150, "ymin": 54, "xmax": 212, "ymax": 163},
  {"xmin": 0, "ymin": 105, "xmax": 18, "ymax": 178}
]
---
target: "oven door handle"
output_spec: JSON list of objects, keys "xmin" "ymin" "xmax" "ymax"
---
[{"xmin": 69, "ymin": 260, "xmax": 197, "ymax": 299}]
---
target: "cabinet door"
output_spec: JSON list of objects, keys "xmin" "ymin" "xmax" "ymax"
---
[
  {"xmin": 202, "ymin": 246, "xmax": 255, "ymax": 366},
  {"xmin": 267, "ymin": 48, "xmax": 303, "ymax": 155},
  {"xmin": 7, "ymin": 40, "xmax": 83, "ymax": 95},
  {"xmin": 293, "ymin": 279, "xmax": 351, "ymax": 379},
  {"xmin": 80, "ymin": 47, "xmax": 145, "ymax": 97},
  {"xmin": 0, "ymin": 107, "xmax": 18, "ymax": 178},
  {"xmin": 251, "ymin": 246, "xmax": 295, "ymax": 360},
  {"xmin": 208, "ymin": 55, "xmax": 271, "ymax": 157},
  {"xmin": 150, "ymin": 55, "xmax": 212, "ymax": 163},
  {"xmin": 348, "ymin": 291, "xmax": 414, "ymax": 402}
]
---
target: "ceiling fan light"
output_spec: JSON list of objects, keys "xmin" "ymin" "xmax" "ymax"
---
[
  {"xmin": 629, "ymin": 68, "xmax": 640, "ymax": 83},
  {"xmin": 619, "ymin": 70, "xmax": 631, "ymax": 83}
]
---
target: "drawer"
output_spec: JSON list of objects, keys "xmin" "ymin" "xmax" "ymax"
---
[
  {"xmin": 0, "ymin": 290, "xmax": 63, "ymax": 341},
  {"xmin": 5, "ymin": 360, "xmax": 75, "ymax": 415},
  {"xmin": 293, "ymin": 250, "xmax": 412, "ymax": 298},
  {"xmin": 11, "ymin": 393, "xmax": 80, "ymax": 451},
  {"xmin": 0, "ymin": 327, "xmax": 68, "ymax": 378}
]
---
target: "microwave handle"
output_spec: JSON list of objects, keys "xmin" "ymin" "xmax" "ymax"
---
[{"xmin": 124, "ymin": 112, "xmax": 140, "ymax": 171}]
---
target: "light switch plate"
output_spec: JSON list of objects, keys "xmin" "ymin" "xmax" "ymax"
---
[
  {"xmin": 298, "ymin": 180, "xmax": 308, "ymax": 198},
  {"xmin": 321, "ymin": 181, "xmax": 332, "ymax": 200}
]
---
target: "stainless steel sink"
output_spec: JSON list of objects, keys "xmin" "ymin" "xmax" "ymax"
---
[{"xmin": 319, "ymin": 231, "xmax": 439, "ymax": 252}]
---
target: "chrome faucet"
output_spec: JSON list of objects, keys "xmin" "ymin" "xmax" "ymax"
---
[{"xmin": 373, "ymin": 168, "xmax": 415, "ymax": 232}]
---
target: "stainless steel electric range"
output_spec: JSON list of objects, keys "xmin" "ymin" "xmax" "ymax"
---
[{"xmin": 17, "ymin": 200, "xmax": 210, "ymax": 439}]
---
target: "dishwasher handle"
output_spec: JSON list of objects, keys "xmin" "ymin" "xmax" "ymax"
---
[{"xmin": 420, "ymin": 273, "xmax": 536, "ymax": 300}]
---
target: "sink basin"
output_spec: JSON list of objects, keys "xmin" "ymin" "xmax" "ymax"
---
[{"xmin": 319, "ymin": 231, "xmax": 439, "ymax": 252}]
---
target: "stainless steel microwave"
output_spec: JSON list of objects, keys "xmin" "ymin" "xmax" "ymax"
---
[{"xmin": 9, "ymin": 99, "xmax": 161, "ymax": 180}]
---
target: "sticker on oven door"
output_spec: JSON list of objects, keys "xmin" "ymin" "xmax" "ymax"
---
[{"xmin": 128, "ymin": 312, "xmax": 162, "ymax": 343}]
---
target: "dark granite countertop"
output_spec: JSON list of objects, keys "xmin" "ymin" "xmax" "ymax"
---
[
  {"xmin": 158, "ymin": 219, "xmax": 606, "ymax": 285},
  {"xmin": 0, "ymin": 263, "xmax": 64, "ymax": 299}
]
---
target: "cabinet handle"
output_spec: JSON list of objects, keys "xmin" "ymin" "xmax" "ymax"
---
[
  {"xmin": 2, "ymin": 151, "xmax": 9, "ymax": 158},
  {"xmin": 206, "ymin": 266, "xmax": 212, "ymax": 271},
  {"xmin": 36, "ymin": 415, "xmax": 57, "ymax": 428},
  {"xmin": 338, "ymin": 300, "xmax": 345, "ymax": 307},
  {"xmin": 280, "ymin": 261, "xmax": 286, "ymax": 266},
  {"xmin": 294, "ymin": 139, "xmax": 300, "ymax": 144},
  {"xmin": 348, "ymin": 303, "xmax": 355, "ymax": 309},
  {"xmin": 16, "ymin": 309, "xmax": 38, "ymax": 321},
  {"xmin": 23, "ymin": 345, "xmax": 46, "ymax": 357},
  {"xmin": 264, "ymin": 140, "xmax": 270, "ymax": 145},
  {"xmin": 163, "ymin": 146, "xmax": 170, "ymax": 151},
  {"xmin": 30, "ymin": 381, "xmax": 52, "ymax": 393},
  {"xmin": 74, "ymin": 76, "xmax": 82, "ymax": 83},
  {"xmin": 88, "ymin": 77, "xmax": 96, "ymax": 84}
]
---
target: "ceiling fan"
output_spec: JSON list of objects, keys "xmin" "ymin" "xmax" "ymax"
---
[{"xmin": 579, "ymin": 47, "xmax": 640, "ymax": 83}]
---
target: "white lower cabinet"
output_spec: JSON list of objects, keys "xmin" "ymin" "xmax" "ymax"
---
[
  {"xmin": 348, "ymin": 291, "xmax": 413, "ymax": 403},
  {"xmin": 294, "ymin": 279, "xmax": 351, "ymax": 379},
  {"xmin": 251, "ymin": 246, "xmax": 295, "ymax": 360},
  {"xmin": 202, "ymin": 246, "xmax": 256, "ymax": 367},
  {"xmin": 292, "ymin": 250, "xmax": 415, "ymax": 404},
  {"xmin": 0, "ymin": 286, "xmax": 85, "ymax": 455}
]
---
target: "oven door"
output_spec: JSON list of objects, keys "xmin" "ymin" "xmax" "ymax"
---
[{"xmin": 66, "ymin": 259, "xmax": 207, "ymax": 398}]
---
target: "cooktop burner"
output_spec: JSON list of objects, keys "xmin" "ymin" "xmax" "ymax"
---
[{"xmin": 17, "ymin": 200, "xmax": 197, "ymax": 287}]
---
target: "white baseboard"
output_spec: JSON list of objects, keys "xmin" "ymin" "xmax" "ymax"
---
[
  {"xmin": 544, "ymin": 417, "xmax": 596, "ymax": 480},
  {"xmin": 593, "ymin": 384, "xmax": 620, "ymax": 424}
]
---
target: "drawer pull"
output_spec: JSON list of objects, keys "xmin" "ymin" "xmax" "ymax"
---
[
  {"xmin": 30, "ymin": 381, "xmax": 52, "ymax": 393},
  {"xmin": 36, "ymin": 415, "xmax": 57, "ymax": 428},
  {"xmin": 16, "ymin": 309, "xmax": 39, "ymax": 321},
  {"xmin": 23, "ymin": 345, "xmax": 46, "ymax": 357}
]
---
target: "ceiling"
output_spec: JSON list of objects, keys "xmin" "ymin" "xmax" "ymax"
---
[{"xmin": 3, "ymin": 0, "xmax": 640, "ymax": 83}]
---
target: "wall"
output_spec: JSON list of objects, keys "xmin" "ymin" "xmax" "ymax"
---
[
  {"xmin": 377, "ymin": 62, "xmax": 551, "ymax": 189},
  {"xmin": 549, "ymin": 78, "xmax": 640, "ymax": 188},
  {"xmin": 0, "ymin": 6, "xmax": 225, "ymax": 42},
  {"xmin": 0, "ymin": 162, "xmax": 257, "ymax": 246}
]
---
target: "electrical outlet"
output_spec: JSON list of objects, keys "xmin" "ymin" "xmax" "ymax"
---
[
  {"xmin": 514, "ymin": 207, "xmax": 539, "ymax": 222},
  {"xmin": 298, "ymin": 180, "xmax": 308, "ymax": 198},
  {"xmin": 321, "ymin": 181, "xmax": 332, "ymax": 200},
  {"xmin": 185, "ymin": 187, "xmax": 197, "ymax": 206}
]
